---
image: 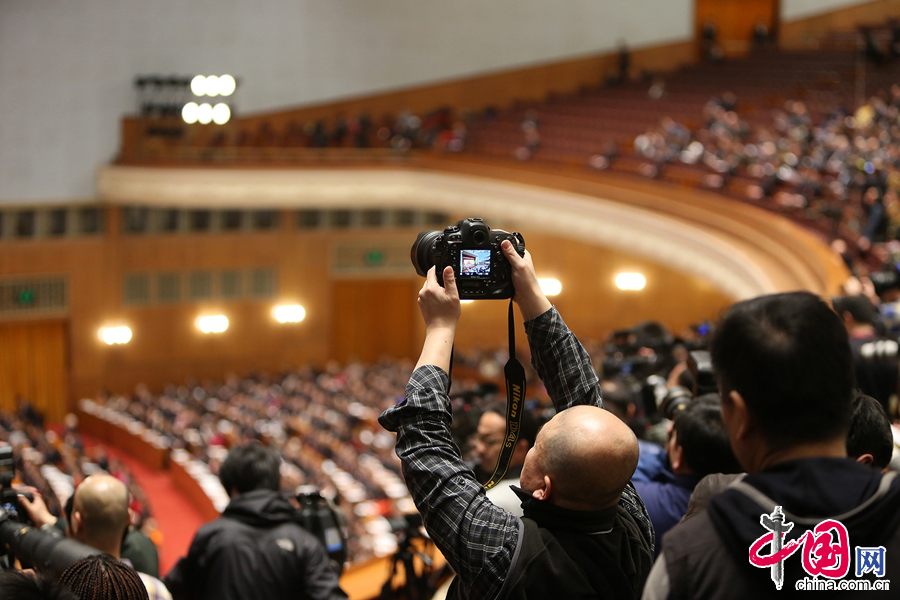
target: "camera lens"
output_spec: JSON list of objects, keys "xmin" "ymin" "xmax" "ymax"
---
[{"xmin": 410, "ymin": 230, "xmax": 443, "ymax": 277}]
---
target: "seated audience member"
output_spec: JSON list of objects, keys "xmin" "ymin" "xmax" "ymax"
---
[
  {"xmin": 633, "ymin": 394, "xmax": 740, "ymax": 554},
  {"xmin": 165, "ymin": 443, "xmax": 347, "ymax": 600},
  {"xmin": 0, "ymin": 571, "xmax": 78, "ymax": 600},
  {"xmin": 380, "ymin": 242, "xmax": 654, "ymax": 600},
  {"xmin": 59, "ymin": 554, "xmax": 149, "ymax": 600},
  {"xmin": 471, "ymin": 401, "xmax": 539, "ymax": 516},
  {"xmin": 847, "ymin": 393, "xmax": 894, "ymax": 471},
  {"xmin": 601, "ymin": 378, "xmax": 667, "ymax": 482},
  {"xmin": 643, "ymin": 292, "xmax": 900, "ymax": 599},
  {"xmin": 833, "ymin": 294, "xmax": 899, "ymax": 415}
]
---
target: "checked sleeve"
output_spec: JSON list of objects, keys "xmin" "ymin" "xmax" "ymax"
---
[{"xmin": 379, "ymin": 365, "xmax": 522, "ymax": 600}]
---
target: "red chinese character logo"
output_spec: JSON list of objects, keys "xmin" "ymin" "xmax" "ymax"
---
[
  {"xmin": 800, "ymin": 520, "xmax": 850, "ymax": 579},
  {"xmin": 749, "ymin": 508, "xmax": 852, "ymax": 589}
]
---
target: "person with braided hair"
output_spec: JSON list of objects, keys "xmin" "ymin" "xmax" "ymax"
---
[
  {"xmin": 0, "ymin": 571, "xmax": 78, "ymax": 600},
  {"xmin": 59, "ymin": 554, "xmax": 148, "ymax": 600}
]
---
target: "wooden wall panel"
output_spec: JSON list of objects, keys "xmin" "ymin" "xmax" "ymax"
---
[
  {"xmin": 0, "ymin": 221, "xmax": 736, "ymax": 407},
  {"xmin": 331, "ymin": 280, "xmax": 419, "ymax": 364},
  {"xmin": 0, "ymin": 321, "xmax": 68, "ymax": 423},
  {"xmin": 696, "ymin": 0, "xmax": 778, "ymax": 56}
]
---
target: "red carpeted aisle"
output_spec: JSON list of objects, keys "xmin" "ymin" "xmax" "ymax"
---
[{"xmin": 84, "ymin": 439, "xmax": 207, "ymax": 577}]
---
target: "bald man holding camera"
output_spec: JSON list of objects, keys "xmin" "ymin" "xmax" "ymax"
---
[{"xmin": 379, "ymin": 241, "xmax": 654, "ymax": 600}]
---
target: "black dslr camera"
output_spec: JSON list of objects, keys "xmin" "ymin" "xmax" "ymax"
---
[{"xmin": 410, "ymin": 218, "xmax": 525, "ymax": 299}]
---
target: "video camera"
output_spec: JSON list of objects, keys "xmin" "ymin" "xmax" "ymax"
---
[
  {"xmin": 294, "ymin": 487, "xmax": 349, "ymax": 573},
  {"xmin": 410, "ymin": 218, "xmax": 525, "ymax": 300}
]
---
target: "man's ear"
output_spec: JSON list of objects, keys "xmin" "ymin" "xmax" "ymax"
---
[
  {"xmin": 729, "ymin": 391, "xmax": 752, "ymax": 441},
  {"xmin": 71, "ymin": 511, "xmax": 83, "ymax": 537},
  {"xmin": 531, "ymin": 475, "xmax": 552, "ymax": 501},
  {"xmin": 669, "ymin": 440, "xmax": 684, "ymax": 472},
  {"xmin": 856, "ymin": 453, "xmax": 875, "ymax": 467}
]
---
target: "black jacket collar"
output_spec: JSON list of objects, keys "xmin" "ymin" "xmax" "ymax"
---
[{"xmin": 512, "ymin": 486, "xmax": 618, "ymax": 533}]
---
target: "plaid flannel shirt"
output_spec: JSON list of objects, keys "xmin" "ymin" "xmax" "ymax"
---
[{"xmin": 379, "ymin": 306, "xmax": 654, "ymax": 600}]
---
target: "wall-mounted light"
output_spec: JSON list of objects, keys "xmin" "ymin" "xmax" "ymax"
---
[
  {"xmin": 538, "ymin": 278, "xmax": 562, "ymax": 296},
  {"xmin": 190, "ymin": 74, "xmax": 236, "ymax": 97},
  {"xmin": 99, "ymin": 326, "xmax": 132, "ymax": 345},
  {"xmin": 615, "ymin": 273, "xmax": 646, "ymax": 291},
  {"xmin": 273, "ymin": 305, "xmax": 306, "ymax": 323},
  {"xmin": 197, "ymin": 103, "xmax": 213, "ymax": 125},
  {"xmin": 197, "ymin": 315, "xmax": 229, "ymax": 334},
  {"xmin": 211, "ymin": 103, "xmax": 231, "ymax": 125}
]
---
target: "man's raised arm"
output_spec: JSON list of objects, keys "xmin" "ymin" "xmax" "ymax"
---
[
  {"xmin": 501, "ymin": 241, "xmax": 602, "ymax": 411},
  {"xmin": 378, "ymin": 266, "xmax": 520, "ymax": 600}
]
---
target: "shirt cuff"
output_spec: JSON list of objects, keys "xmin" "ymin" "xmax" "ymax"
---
[
  {"xmin": 523, "ymin": 305, "xmax": 561, "ymax": 347},
  {"xmin": 378, "ymin": 364, "xmax": 449, "ymax": 432}
]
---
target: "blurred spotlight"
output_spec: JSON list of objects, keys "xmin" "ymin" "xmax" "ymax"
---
[
  {"xmin": 212, "ymin": 103, "xmax": 231, "ymax": 125},
  {"xmin": 218, "ymin": 75, "xmax": 236, "ymax": 96},
  {"xmin": 197, "ymin": 103, "xmax": 213, "ymax": 124},
  {"xmin": 197, "ymin": 315, "xmax": 229, "ymax": 333},
  {"xmin": 538, "ymin": 278, "xmax": 562, "ymax": 296},
  {"xmin": 99, "ymin": 326, "xmax": 132, "ymax": 345},
  {"xmin": 460, "ymin": 299, "xmax": 474, "ymax": 304},
  {"xmin": 182, "ymin": 102, "xmax": 199, "ymax": 124},
  {"xmin": 615, "ymin": 273, "xmax": 646, "ymax": 291},
  {"xmin": 273, "ymin": 305, "xmax": 306, "ymax": 323},
  {"xmin": 191, "ymin": 75, "xmax": 207, "ymax": 96},
  {"xmin": 205, "ymin": 75, "xmax": 220, "ymax": 96}
]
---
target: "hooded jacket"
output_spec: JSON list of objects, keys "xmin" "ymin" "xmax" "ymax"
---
[
  {"xmin": 164, "ymin": 489, "xmax": 346, "ymax": 600},
  {"xmin": 648, "ymin": 458, "xmax": 900, "ymax": 599}
]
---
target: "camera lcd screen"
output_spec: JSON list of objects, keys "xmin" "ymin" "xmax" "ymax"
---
[{"xmin": 459, "ymin": 249, "xmax": 491, "ymax": 277}]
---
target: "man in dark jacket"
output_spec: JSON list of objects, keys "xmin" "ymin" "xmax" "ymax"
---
[
  {"xmin": 164, "ymin": 443, "xmax": 346, "ymax": 600},
  {"xmin": 379, "ymin": 241, "xmax": 654, "ymax": 600},
  {"xmin": 642, "ymin": 292, "xmax": 900, "ymax": 599}
]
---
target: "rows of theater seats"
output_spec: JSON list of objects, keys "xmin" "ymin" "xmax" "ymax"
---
[
  {"xmin": 0, "ymin": 406, "xmax": 158, "ymax": 544},
  {"xmin": 467, "ymin": 49, "xmax": 862, "ymax": 164},
  {"xmin": 88, "ymin": 361, "xmax": 426, "ymax": 564},
  {"xmin": 466, "ymin": 45, "xmax": 900, "ymax": 275}
]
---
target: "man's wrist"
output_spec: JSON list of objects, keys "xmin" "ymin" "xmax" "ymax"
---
[{"xmin": 516, "ymin": 289, "xmax": 552, "ymax": 322}]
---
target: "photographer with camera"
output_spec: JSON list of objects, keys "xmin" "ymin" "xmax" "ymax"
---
[
  {"xmin": 380, "ymin": 236, "xmax": 654, "ymax": 600},
  {"xmin": 164, "ymin": 443, "xmax": 347, "ymax": 600}
]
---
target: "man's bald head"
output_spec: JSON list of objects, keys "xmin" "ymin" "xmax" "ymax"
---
[
  {"xmin": 521, "ymin": 405, "xmax": 639, "ymax": 511},
  {"xmin": 72, "ymin": 475, "xmax": 130, "ymax": 551}
]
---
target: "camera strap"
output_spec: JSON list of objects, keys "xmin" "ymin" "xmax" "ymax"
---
[{"xmin": 484, "ymin": 300, "xmax": 526, "ymax": 490}]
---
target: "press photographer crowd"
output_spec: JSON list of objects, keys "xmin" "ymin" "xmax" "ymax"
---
[{"xmin": 0, "ymin": 215, "xmax": 896, "ymax": 600}]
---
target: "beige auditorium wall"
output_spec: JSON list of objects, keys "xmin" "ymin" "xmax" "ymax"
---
[{"xmin": 0, "ymin": 0, "xmax": 693, "ymax": 204}]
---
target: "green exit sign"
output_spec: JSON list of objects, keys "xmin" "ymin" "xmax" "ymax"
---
[
  {"xmin": 17, "ymin": 289, "xmax": 35, "ymax": 306},
  {"xmin": 364, "ymin": 250, "xmax": 385, "ymax": 266}
]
